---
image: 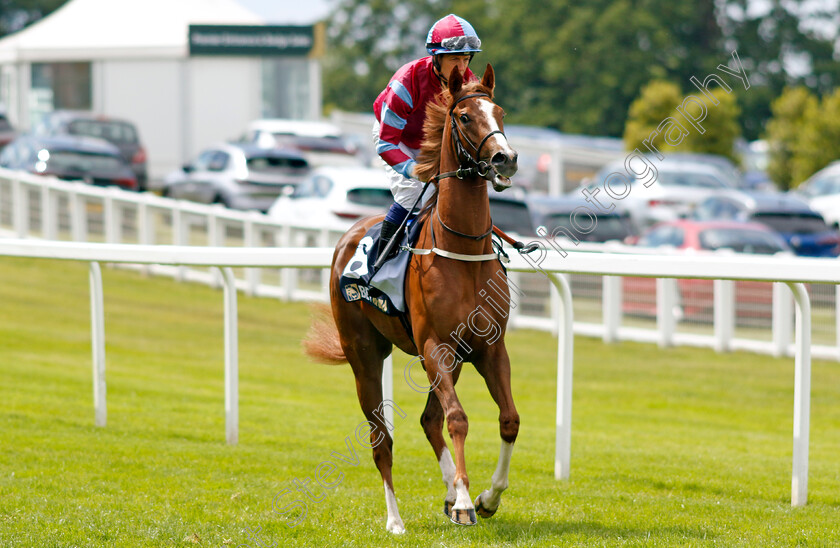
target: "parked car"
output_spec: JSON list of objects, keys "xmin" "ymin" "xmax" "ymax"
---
[
  {"xmin": 33, "ymin": 110, "xmax": 148, "ymax": 190},
  {"xmin": 791, "ymin": 161, "xmax": 840, "ymax": 229},
  {"xmin": 623, "ymin": 219, "xmax": 792, "ymax": 323},
  {"xmin": 585, "ymin": 156, "xmax": 734, "ymax": 229},
  {"xmin": 0, "ymin": 134, "xmax": 137, "ymax": 191},
  {"xmin": 736, "ymin": 139, "xmax": 776, "ymax": 191},
  {"xmin": 664, "ymin": 152, "xmax": 742, "ymax": 187},
  {"xmin": 694, "ymin": 190, "xmax": 840, "ymax": 257},
  {"xmin": 489, "ymin": 191, "xmax": 536, "ymax": 237},
  {"xmin": 267, "ymin": 166, "xmax": 392, "ymax": 231},
  {"xmin": 0, "ymin": 113, "xmax": 17, "ymax": 150},
  {"xmin": 238, "ymin": 119, "xmax": 362, "ymax": 167},
  {"xmin": 527, "ymin": 195, "xmax": 639, "ymax": 243},
  {"xmin": 162, "ymin": 143, "xmax": 309, "ymax": 211}
]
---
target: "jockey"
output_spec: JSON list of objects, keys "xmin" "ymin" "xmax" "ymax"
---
[{"xmin": 372, "ymin": 13, "xmax": 482, "ymax": 262}]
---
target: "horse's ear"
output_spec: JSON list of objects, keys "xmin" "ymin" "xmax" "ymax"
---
[
  {"xmin": 481, "ymin": 63, "xmax": 495, "ymax": 91},
  {"xmin": 448, "ymin": 66, "xmax": 463, "ymax": 96}
]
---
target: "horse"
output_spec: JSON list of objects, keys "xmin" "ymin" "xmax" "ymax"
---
[{"xmin": 304, "ymin": 64, "xmax": 520, "ymax": 534}]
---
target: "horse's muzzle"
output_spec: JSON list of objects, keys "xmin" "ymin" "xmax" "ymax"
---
[{"xmin": 491, "ymin": 151, "xmax": 518, "ymax": 191}]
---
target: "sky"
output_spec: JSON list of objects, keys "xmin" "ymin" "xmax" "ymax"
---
[{"xmin": 235, "ymin": 0, "xmax": 331, "ymax": 24}]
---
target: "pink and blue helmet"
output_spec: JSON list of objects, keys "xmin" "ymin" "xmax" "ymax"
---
[{"xmin": 425, "ymin": 14, "xmax": 482, "ymax": 56}]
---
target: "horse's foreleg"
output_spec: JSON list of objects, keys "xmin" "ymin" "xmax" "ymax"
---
[
  {"xmin": 420, "ymin": 391, "xmax": 457, "ymax": 516},
  {"xmin": 473, "ymin": 344, "xmax": 519, "ymax": 518},
  {"xmin": 423, "ymin": 340, "xmax": 476, "ymax": 525}
]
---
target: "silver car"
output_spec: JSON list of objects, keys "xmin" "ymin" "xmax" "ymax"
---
[
  {"xmin": 163, "ymin": 143, "xmax": 310, "ymax": 211},
  {"xmin": 583, "ymin": 158, "xmax": 734, "ymax": 229}
]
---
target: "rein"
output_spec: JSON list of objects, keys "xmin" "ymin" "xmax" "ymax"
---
[{"xmin": 435, "ymin": 208, "xmax": 492, "ymax": 240}]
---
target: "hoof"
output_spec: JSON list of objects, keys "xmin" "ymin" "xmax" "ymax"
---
[
  {"xmin": 449, "ymin": 507, "xmax": 477, "ymax": 526},
  {"xmin": 474, "ymin": 493, "xmax": 498, "ymax": 519},
  {"xmin": 443, "ymin": 500, "xmax": 454, "ymax": 518},
  {"xmin": 386, "ymin": 519, "xmax": 406, "ymax": 534}
]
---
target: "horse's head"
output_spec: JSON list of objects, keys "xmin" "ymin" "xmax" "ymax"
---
[{"xmin": 447, "ymin": 64, "xmax": 518, "ymax": 191}]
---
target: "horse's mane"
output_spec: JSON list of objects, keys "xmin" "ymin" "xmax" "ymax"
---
[{"xmin": 414, "ymin": 80, "xmax": 494, "ymax": 184}]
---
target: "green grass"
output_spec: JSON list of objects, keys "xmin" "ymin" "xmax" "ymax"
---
[{"xmin": 1, "ymin": 257, "xmax": 839, "ymax": 547}]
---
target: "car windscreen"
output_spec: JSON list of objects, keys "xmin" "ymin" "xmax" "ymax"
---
[
  {"xmin": 346, "ymin": 188, "xmax": 393, "ymax": 207},
  {"xmin": 273, "ymin": 134, "xmax": 353, "ymax": 154},
  {"xmin": 247, "ymin": 156, "xmax": 308, "ymax": 173},
  {"xmin": 489, "ymin": 200, "xmax": 534, "ymax": 235},
  {"xmin": 43, "ymin": 150, "xmax": 126, "ymax": 173},
  {"xmin": 67, "ymin": 120, "xmax": 138, "ymax": 144},
  {"xmin": 751, "ymin": 212, "xmax": 830, "ymax": 235},
  {"xmin": 543, "ymin": 213, "xmax": 633, "ymax": 242},
  {"xmin": 698, "ymin": 228, "xmax": 787, "ymax": 254},
  {"xmin": 656, "ymin": 171, "xmax": 728, "ymax": 188}
]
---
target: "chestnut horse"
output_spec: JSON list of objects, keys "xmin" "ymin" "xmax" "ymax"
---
[{"xmin": 305, "ymin": 64, "xmax": 519, "ymax": 534}]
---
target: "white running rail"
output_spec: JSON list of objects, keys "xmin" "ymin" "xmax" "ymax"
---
[
  {"xmin": 0, "ymin": 238, "xmax": 835, "ymax": 508},
  {"xmin": 3, "ymin": 168, "xmax": 840, "ymax": 361}
]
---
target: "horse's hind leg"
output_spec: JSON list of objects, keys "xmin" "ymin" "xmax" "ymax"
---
[
  {"xmin": 336, "ymin": 308, "xmax": 405, "ymax": 533},
  {"xmin": 472, "ymin": 342, "xmax": 520, "ymax": 518}
]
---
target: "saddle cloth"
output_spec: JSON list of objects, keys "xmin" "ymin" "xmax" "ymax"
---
[{"xmin": 338, "ymin": 220, "xmax": 422, "ymax": 315}]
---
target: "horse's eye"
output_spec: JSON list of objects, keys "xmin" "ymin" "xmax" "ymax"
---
[{"xmin": 459, "ymin": 114, "xmax": 470, "ymax": 124}]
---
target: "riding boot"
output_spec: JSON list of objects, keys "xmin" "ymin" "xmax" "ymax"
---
[{"xmin": 377, "ymin": 220, "xmax": 401, "ymax": 263}]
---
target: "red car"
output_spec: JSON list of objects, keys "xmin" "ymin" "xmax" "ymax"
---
[{"xmin": 622, "ymin": 220, "xmax": 793, "ymax": 324}]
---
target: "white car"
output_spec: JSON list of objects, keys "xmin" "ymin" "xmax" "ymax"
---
[
  {"xmin": 267, "ymin": 166, "xmax": 393, "ymax": 231},
  {"xmin": 791, "ymin": 161, "xmax": 840, "ymax": 228},
  {"xmin": 238, "ymin": 119, "xmax": 363, "ymax": 168}
]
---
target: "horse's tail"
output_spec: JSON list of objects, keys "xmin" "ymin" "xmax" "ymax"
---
[{"xmin": 303, "ymin": 304, "xmax": 348, "ymax": 365}]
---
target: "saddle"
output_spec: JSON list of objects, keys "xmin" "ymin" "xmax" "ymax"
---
[{"xmin": 339, "ymin": 219, "xmax": 423, "ymax": 315}]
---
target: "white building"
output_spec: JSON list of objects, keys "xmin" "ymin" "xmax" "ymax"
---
[{"xmin": 0, "ymin": 0, "xmax": 324, "ymax": 180}]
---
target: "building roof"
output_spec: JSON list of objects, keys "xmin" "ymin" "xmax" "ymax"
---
[{"xmin": 0, "ymin": 0, "xmax": 264, "ymax": 62}]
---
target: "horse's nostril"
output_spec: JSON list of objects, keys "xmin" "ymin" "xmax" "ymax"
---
[{"xmin": 492, "ymin": 152, "xmax": 508, "ymax": 165}]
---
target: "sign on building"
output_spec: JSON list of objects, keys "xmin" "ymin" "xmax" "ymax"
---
[{"xmin": 188, "ymin": 25, "xmax": 314, "ymax": 57}]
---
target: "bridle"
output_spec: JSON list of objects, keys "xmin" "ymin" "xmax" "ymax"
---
[
  {"xmin": 375, "ymin": 88, "xmax": 531, "ymax": 269},
  {"xmin": 433, "ymin": 92, "xmax": 506, "ymax": 241},
  {"xmin": 433, "ymin": 92, "xmax": 505, "ymax": 184}
]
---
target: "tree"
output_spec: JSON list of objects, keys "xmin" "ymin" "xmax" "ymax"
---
[
  {"xmin": 764, "ymin": 87, "xmax": 817, "ymax": 189},
  {"xmin": 321, "ymin": 0, "xmax": 839, "ymax": 145},
  {"xmin": 0, "ymin": 0, "xmax": 66, "ymax": 37},
  {"xmin": 467, "ymin": 0, "xmax": 726, "ymax": 137},
  {"xmin": 790, "ymin": 88, "xmax": 840, "ymax": 186},
  {"xmin": 322, "ymin": 0, "xmax": 726, "ymax": 137},
  {"xmin": 719, "ymin": 0, "xmax": 840, "ymax": 140},
  {"xmin": 623, "ymin": 80, "xmax": 684, "ymax": 152},
  {"xmin": 682, "ymin": 87, "xmax": 741, "ymax": 162},
  {"xmin": 322, "ymin": 0, "xmax": 447, "ymax": 115},
  {"xmin": 624, "ymin": 79, "xmax": 741, "ymax": 162}
]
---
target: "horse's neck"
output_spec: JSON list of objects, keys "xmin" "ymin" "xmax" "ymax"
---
[{"xmin": 434, "ymin": 147, "xmax": 492, "ymax": 254}]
